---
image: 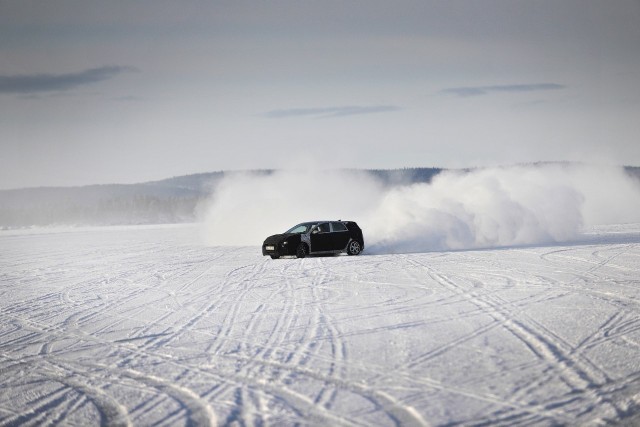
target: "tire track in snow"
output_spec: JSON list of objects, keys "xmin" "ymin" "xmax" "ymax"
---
[
  {"xmin": 129, "ymin": 251, "xmax": 265, "ymax": 354},
  {"xmin": 348, "ymin": 257, "xmax": 576, "ymax": 424},
  {"xmin": 208, "ymin": 258, "xmax": 333, "ymax": 424},
  {"xmin": 121, "ymin": 256, "xmax": 273, "ymax": 423},
  {"xmin": 200, "ymin": 256, "xmax": 430, "ymax": 426},
  {"xmin": 1, "ymin": 237, "xmax": 336, "ymax": 424},
  {"xmin": 170, "ymin": 256, "xmax": 303, "ymax": 424},
  {"xmin": 309, "ymin": 265, "xmax": 348, "ymax": 411},
  {"xmin": 220, "ymin": 260, "xmax": 300, "ymax": 426},
  {"xmin": 0, "ymin": 358, "xmax": 132, "ymax": 427},
  {"xmin": 540, "ymin": 244, "xmax": 637, "ymax": 285},
  {"xmin": 3, "ymin": 227, "xmax": 639, "ymax": 425},
  {"xmin": 0, "ymin": 380, "xmax": 83, "ymax": 427},
  {"xmin": 203, "ymin": 259, "xmax": 273, "ymax": 357},
  {"xmin": 578, "ymin": 311, "xmax": 640, "ymax": 352},
  {"xmin": 407, "ymin": 254, "xmax": 632, "ymax": 424},
  {"xmin": 0, "ymin": 311, "xmax": 219, "ymax": 426},
  {"xmin": 204, "ymin": 257, "xmax": 358, "ymax": 425},
  {"xmin": 300, "ymin": 257, "xmax": 429, "ymax": 427}
]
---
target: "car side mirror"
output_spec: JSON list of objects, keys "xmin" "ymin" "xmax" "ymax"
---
[{"xmin": 312, "ymin": 227, "xmax": 320, "ymax": 234}]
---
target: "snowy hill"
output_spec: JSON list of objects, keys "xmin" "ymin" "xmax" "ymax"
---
[{"xmin": 0, "ymin": 172, "xmax": 223, "ymax": 227}]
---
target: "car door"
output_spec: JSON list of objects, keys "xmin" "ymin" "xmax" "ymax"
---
[
  {"xmin": 309, "ymin": 222, "xmax": 333, "ymax": 252},
  {"xmin": 330, "ymin": 222, "xmax": 350, "ymax": 250}
]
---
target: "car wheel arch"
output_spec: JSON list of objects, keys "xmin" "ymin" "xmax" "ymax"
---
[{"xmin": 296, "ymin": 242, "xmax": 309, "ymax": 258}]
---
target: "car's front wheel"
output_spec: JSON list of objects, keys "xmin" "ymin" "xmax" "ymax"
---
[
  {"xmin": 296, "ymin": 243, "xmax": 308, "ymax": 259},
  {"xmin": 270, "ymin": 254, "xmax": 280, "ymax": 259},
  {"xmin": 347, "ymin": 240, "xmax": 362, "ymax": 256}
]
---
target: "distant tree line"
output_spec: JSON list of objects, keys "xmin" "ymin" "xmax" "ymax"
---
[
  {"xmin": 0, "ymin": 174, "xmax": 215, "ymax": 228},
  {"xmin": 0, "ymin": 194, "xmax": 201, "ymax": 228}
]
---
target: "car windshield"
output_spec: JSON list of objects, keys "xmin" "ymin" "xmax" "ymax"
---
[{"xmin": 285, "ymin": 223, "xmax": 313, "ymax": 234}]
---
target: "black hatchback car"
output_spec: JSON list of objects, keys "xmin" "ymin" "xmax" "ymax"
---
[{"xmin": 262, "ymin": 221, "xmax": 364, "ymax": 259}]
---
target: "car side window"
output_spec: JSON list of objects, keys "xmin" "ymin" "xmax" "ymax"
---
[
  {"xmin": 330, "ymin": 222, "xmax": 348, "ymax": 232},
  {"xmin": 317, "ymin": 223, "xmax": 331, "ymax": 233}
]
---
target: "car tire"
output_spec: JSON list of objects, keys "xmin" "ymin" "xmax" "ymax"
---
[
  {"xmin": 296, "ymin": 243, "xmax": 308, "ymax": 259},
  {"xmin": 347, "ymin": 240, "xmax": 362, "ymax": 256},
  {"xmin": 270, "ymin": 254, "xmax": 280, "ymax": 260}
]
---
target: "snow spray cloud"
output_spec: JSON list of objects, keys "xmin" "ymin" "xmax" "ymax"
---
[
  {"xmin": 198, "ymin": 170, "xmax": 384, "ymax": 246},
  {"xmin": 198, "ymin": 165, "xmax": 640, "ymax": 253},
  {"xmin": 367, "ymin": 165, "xmax": 640, "ymax": 253}
]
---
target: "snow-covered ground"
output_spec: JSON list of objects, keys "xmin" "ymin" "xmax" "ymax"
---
[{"xmin": 1, "ymin": 223, "xmax": 640, "ymax": 426}]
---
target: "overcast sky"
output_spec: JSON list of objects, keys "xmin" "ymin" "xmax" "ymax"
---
[{"xmin": 1, "ymin": 0, "xmax": 639, "ymax": 189}]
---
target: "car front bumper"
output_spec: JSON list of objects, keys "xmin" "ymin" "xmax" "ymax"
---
[
  {"xmin": 262, "ymin": 244, "xmax": 279, "ymax": 257},
  {"xmin": 262, "ymin": 242, "xmax": 294, "ymax": 257}
]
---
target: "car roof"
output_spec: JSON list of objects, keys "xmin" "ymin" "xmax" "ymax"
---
[{"xmin": 297, "ymin": 220, "xmax": 347, "ymax": 225}]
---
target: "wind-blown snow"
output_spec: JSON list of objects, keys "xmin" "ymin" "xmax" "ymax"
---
[
  {"xmin": 198, "ymin": 164, "xmax": 640, "ymax": 253},
  {"xmin": 1, "ymin": 223, "xmax": 640, "ymax": 425}
]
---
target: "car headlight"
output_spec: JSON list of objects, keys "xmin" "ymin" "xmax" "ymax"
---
[{"xmin": 282, "ymin": 241, "xmax": 288, "ymax": 245}]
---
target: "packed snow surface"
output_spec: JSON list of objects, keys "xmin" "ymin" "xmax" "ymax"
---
[{"xmin": 1, "ymin": 223, "xmax": 640, "ymax": 426}]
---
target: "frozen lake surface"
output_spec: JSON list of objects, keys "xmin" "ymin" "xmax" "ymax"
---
[{"xmin": 1, "ymin": 224, "xmax": 640, "ymax": 426}]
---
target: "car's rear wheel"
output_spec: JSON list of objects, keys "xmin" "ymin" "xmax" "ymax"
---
[
  {"xmin": 347, "ymin": 240, "xmax": 361, "ymax": 256},
  {"xmin": 296, "ymin": 243, "xmax": 308, "ymax": 259}
]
